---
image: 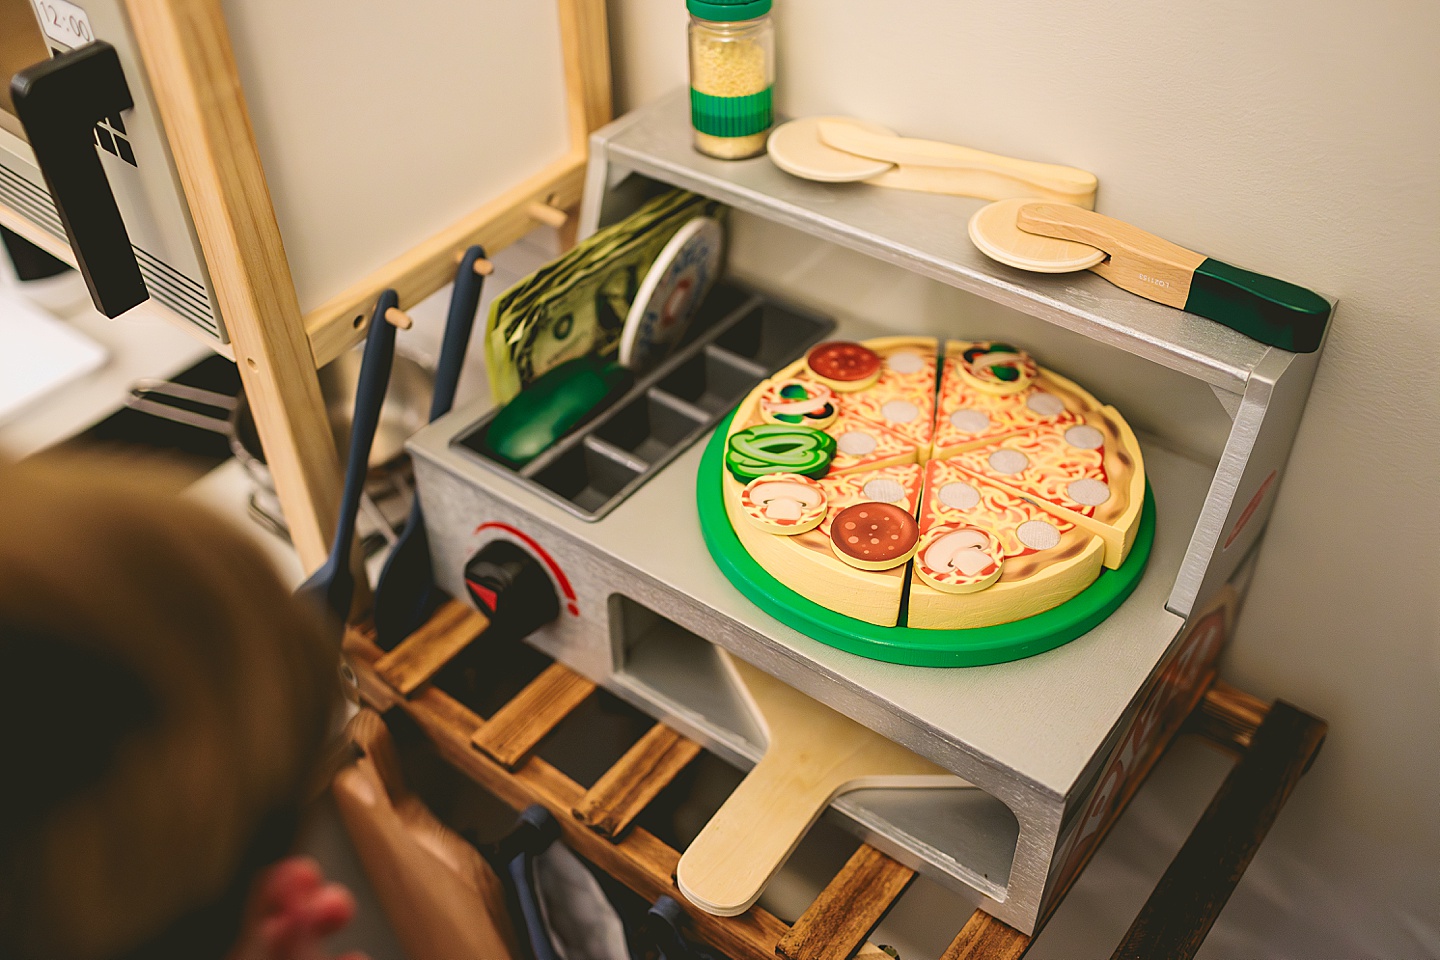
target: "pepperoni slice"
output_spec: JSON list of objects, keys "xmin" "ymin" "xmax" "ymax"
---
[
  {"xmin": 806, "ymin": 341, "xmax": 882, "ymax": 386},
  {"xmin": 828, "ymin": 501, "xmax": 920, "ymax": 570}
]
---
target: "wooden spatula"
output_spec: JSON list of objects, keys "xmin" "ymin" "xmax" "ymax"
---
[
  {"xmin": 675, "ymin": 651, "xmax": 969, "ymax": 917},
  {"xmin": 968, "ymin": 198, "xmax": 1332, "ymax": 352},
  {"xmin": 767, "ymin": 115, "xmax": 1098, "ymax": 208},
  {"xmin": 818, "ymin": 119, "xmax": 1098, "ymax": 208}
]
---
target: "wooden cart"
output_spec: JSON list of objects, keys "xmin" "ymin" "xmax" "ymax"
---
[{"xmin": 342, "ymin": 602, "xmax": 1325, "ymax": 960}]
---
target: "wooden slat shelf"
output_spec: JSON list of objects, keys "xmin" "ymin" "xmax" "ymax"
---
[
  {"xmin": 374, "ymin": 602, "xmax": 489, "ymax": 695},
  {"xmin": 470, "ymin": 661, "xmax": 598, "ymax": 768},
  {"xmin": 941, "ymin": 912, "xmax": 1031, "ymax": 960},
  {"xmin": 1186, "ymin": 680, "xmax": 1270, "ymax": 756},
  {"xmin": 777, "ymin": 845, "xmax": 915, "ymax": 960},
  {"xmin": 574, "ymin": 722, "xmax": 704, "ymax": 840},
  {"xmin": 342, "ymin": 609, "xmax": 1326, "ymax": 960}
]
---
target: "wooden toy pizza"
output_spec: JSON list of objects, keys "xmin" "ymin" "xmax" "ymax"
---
[{"xmin": 699, "ymin": 337, "xmax": 1156, "ymax": 666}]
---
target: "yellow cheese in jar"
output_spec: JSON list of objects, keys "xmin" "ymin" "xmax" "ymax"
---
[{"xmin": 688, "ymin": 2, "xmax": 774, "ymax": 159}]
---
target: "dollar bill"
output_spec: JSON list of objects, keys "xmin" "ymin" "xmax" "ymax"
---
[
  {"xmin": 492, "ymin": 190, "xmax": 698, "ymax": 348},
  {"xmin": 485, "ymin": 190, "xmax": 724, "ymax": 403}
]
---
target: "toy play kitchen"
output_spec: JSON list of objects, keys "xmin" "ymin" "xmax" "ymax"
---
[
  {"xmin": 377, "ymin": 87, "xmax": 1334, "ymax": 938},
  {"xmin": 3, "ymin": 0, "xmax": 1332, "ymax": 951}
]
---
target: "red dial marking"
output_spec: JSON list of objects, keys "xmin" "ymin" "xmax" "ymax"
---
[
  {"xmin": 472, "ymin": 521, "xmax": 579, "ymax": 616},
  {"xmin": 465, "ymin": 580, "xmax": 499, "ymax": 615}
]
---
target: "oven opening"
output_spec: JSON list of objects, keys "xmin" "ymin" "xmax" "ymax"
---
[{"xmin": 607, "ymin": 593, "xmax": 1020, "ymax": 902}]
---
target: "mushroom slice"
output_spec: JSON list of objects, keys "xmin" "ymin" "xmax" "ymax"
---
[
  {"xmin": 740, "ymin": 474, "xmax": 828, "ymax": 535},
  {"xmin": 915, "ymin": 524, "xmax": 1005, "ymax": 593}
]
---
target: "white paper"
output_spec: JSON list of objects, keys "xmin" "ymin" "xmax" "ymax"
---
[{"xmin": 0, "ymin": 296, "xmax": 107, "ymax": 425}]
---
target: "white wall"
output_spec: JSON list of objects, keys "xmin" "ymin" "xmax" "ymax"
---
[{"xmin": 606, "ymin": 1, "xmax": 1439, "ymax": 955}]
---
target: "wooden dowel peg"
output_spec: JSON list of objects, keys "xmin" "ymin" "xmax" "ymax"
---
[
  {"xmin": 527, "ymin": 201, "xmax": 569, "ymax": 229},
  {"xmin": 453, "ymin": 251, "xmax": 496, "ymax": 276},
  {"xmin": 384, "ymin": 306, "xmax": 414, "ymax": 330}
]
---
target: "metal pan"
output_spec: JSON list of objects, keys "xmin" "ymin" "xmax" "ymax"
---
[{"xmin": 127, "ymin": 352, "xmax": 434, "ymax": 495}]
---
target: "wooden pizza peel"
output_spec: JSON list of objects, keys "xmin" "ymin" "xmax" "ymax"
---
[{"xmin": 676, "ymin": 650, "xmax": 971, "ymax": 917}]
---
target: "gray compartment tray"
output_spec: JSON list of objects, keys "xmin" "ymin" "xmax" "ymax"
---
[{"xmin": 454, "ymin": 283, "xmax": 834, "ymax": 521}]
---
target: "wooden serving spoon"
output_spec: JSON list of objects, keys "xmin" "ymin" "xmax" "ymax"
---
[
  {"xmin": 969, "ymin": 198, "xmax": 1331, "ymax": 353},
  {"xmin": 768, "ymin": 116, "xmax": 1098, "ymax": 208},
  {"xmin": 675, "ymin": 651, "xmax": 969, "ymax": 917}
]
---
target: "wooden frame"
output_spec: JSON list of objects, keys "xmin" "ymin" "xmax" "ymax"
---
[
  {"xmin": 0, "ymin": 0, "xmax": 611, "ymax": 569},
  {"xmin": 341, "ymin": 603, "xmax": 1327, "ymax": 960}
]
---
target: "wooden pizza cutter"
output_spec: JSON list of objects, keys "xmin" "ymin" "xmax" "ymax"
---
[
  {"xmin": 676, "ymin": 651, "xmax": 970, "ymax": 917},
  {"xmin": 968, "ymin": 198, "xmax": 1331, "ymax": 352}
]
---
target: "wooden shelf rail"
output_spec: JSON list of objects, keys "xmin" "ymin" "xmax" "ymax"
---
[{"xmin": 342, "ymin": 605, "xmax": 1326, "ymax": 960}]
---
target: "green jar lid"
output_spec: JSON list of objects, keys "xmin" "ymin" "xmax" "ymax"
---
[{"xmin": 688, "ymin": 0, "xmax": 771, "ymax": 22}]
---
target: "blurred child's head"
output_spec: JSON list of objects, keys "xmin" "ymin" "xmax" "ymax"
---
[{"xmin": 0, "ymin": 455, "xmax": 340, "ymax": 960}]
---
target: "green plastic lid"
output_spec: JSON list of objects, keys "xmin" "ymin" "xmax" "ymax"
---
[{"xmin": 688, "ymin": 0, "xmax": 771, "ymax": 22}]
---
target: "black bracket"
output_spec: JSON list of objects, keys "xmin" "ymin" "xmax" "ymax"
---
[{"xmin": 11, "ymin": 42, "xmax": 148, "ymax": 317}]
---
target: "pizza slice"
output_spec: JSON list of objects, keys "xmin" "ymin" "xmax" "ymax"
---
[
  {"xmin": 722, "ymin": 459, "xmax": 925, "ymax": 627},
  {"xmin": 835, "ymin": 337, "xmax": 939, "ymax": 452},
  {"xmin": 873, "ymin": 336, "xmax": 939, "ymax": 387},
  {"xmin": 816, "ymin": 462, "xmax": 925, "ymax": 535},
  {"xmin": 943, "ymin": 406, "xmax": 1145, "ymax": 568},
  {"xmin": 930, "ymin": 340, "xmax": 1103, "ymax": 460},
  {"xmin": 823, "ymin": 409, "xmax": 921, "ymax": 474},
  {"xmin": 906, "ymin": 458, "xmax": 1104, "ymax": 629}
]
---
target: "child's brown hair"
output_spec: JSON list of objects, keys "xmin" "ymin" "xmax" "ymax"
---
[{"xmin": 0, "ymin": 454, "xmax": 340, "ymax": 960}]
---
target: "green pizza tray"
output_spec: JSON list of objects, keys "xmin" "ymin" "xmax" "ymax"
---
[{"xmin": 697, "ymin": 412, "xmax": 1156, "ymax": 667}]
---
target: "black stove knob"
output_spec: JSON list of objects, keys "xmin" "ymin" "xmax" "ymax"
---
[{"xmin": 463, "ymin": 540, "xmax": 559, "ymax": 639}]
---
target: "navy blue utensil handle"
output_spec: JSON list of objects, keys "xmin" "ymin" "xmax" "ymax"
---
[
  {"xmin": 646, "ymin": 897, "xmax": 722, "ymax": 960},
  {"xmin": 329, "ymin": 291, "xmax": 399, "ymax": 570},
  {"xmin": 372, "ymin": 249, "xmax": 489, "ymax": 648},
  {"xmin": 298, "ymin": 291, "xmax": 398, "ymax": 623},
  {"xmin": 431, "ymin": 245, "xmax": 489, "ymax": 419},
  {"xmin": 11, "ymin": 42, "xmax": 148, "ymax": 318}
]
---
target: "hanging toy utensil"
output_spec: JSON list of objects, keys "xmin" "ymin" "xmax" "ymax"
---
[
  {"xmin": 373, "ymin": 247, "xmax": 489, "ymax": 650},
  {"xmin": 297, "ymin": 290, "xmax": 400, "ymax": 629}
]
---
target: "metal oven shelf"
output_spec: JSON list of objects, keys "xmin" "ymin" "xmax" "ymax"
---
[{"xmin": 581, "ymin": 90, "xmax": 1295, "ymax": 394}]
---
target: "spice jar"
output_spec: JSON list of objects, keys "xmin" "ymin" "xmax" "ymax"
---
[{"xmin": 688, "ymin": 0, "xmax": 774, "ymax": 160}]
